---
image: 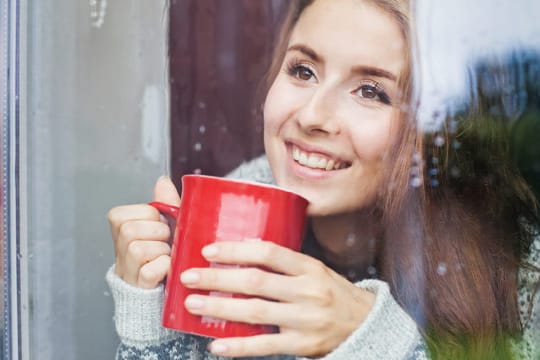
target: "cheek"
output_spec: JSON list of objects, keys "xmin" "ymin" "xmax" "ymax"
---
[
  {"xmin": 349, "ymin": 117, "xmax": 395, "ymax": 161},
  {"xmin": 264, "ymin": 86, "xmax": 283, "ymax": 132}
]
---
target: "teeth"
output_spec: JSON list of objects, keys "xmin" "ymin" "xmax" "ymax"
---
[
  {"xmin": 326, "ymin": 160, "xmax": 335, "ymax": 171},
  {"xmin": 292, "ymin": 146, "xmax": 347, "ymax": 171}
]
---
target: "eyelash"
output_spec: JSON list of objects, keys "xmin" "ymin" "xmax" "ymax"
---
[
  {"xmin": 285, "ymin": 59, "xmax": 316, "ymax": 82},
  {"xmin": 355, "ymin": 81, "xmax": 392, "ymax": 105},
  {"xmin": 285, "ymin": 59, "xmax": 392, "ymax": 106}
]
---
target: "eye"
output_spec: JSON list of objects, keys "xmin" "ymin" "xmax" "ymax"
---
[
  {"xmin": 286, "ymin": 60, "xmax": 317, "ymax": 83},
  {"xmin": 296, "ymin": 66, "xmax": 314, "ymax": 81},
  {"xmin": 354, "ymin": 82, "xmax": 392, "ymax": 105}
]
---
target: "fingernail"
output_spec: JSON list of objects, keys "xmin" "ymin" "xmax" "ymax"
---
[
  {"xmin": 180, "ymin": 271, "xmax": 200, "ymax": 284},
  {"xmin": 158, "ymin": 175, "xmax": 171, "ymax": 181},
  {"xmin": 209, "ymin": 341, "xmax": 228, "ymax": 354},
  {"xmin": 185, "ymin": 296, "xmax": 204, "ymax": 309},
  {"xmin": 202, "ymin": 245, "xmax": 218, "ymax": 258}
]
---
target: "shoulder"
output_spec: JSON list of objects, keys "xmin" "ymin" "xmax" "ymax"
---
[
  {"xmin": 516, "ymin": 219, "xmax": 540, "ymax": 359},
  {"xmin": 520, "ymin": 218, "xmax": 540, "ymax": 268},
  {"xmin": 225, "ymin": 154, "xmax": 275, "ymax": 184}
]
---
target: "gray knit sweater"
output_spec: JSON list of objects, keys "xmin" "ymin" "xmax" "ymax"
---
[{"xmin": 106, "ymin": 156, "xmax": 540, "ymax": 360}]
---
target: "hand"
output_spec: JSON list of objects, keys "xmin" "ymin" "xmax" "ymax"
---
[
  {"xmin": 179, "ymin": 240, "xmax": 376, "ymax": 357},
  {"xmin": 107, "ymin": 176, "xmax": 180, "ymax": 288}
]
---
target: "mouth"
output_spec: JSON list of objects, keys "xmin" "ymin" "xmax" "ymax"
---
[{"xmin": 291, "ymin": 144, "xmax": 351, "ymax": 171}]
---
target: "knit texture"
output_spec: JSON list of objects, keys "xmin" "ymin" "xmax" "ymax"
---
[
  {"xmin": 107, "ymin": 155, "xmax": 540, "ymax": 359},
  {"xmin": 106, "ymin": 268, "xmax": 425, "ymax": 359}
]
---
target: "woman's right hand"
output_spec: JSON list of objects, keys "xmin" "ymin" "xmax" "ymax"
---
[{"xmin": 107, "ymin": 176, "xmax": 181, "ymax": 289}]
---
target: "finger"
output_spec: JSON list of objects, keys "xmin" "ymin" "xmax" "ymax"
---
[
  {"xmin": 184, "ymin": 295, "xmax": 309, "ymax": 328},
  {"xmin": 201, "ymin": 240, "xmax": 323, "ymax": 276},
  {"xmin": 116, "ymin": 220, "xmax": 170, "ymax": 256},
  {"xmin": 153, "ymin": 175, "xmax": 181, "ymax": 206},
  {"xmin": 137, "ymin": 254, "xmax": 171, "ymax": 288},
  {"xmin": 123, "ymin": 240, "xmax": 171, "ymax": 285},
  {"xmin": 108, "ymin": 204, "xmax": 161, "ymax": 240},
  {"xmin": 181, "ymin": 267, "xmax": 296, "ymax": 302},
  {"xmin": 208, "ymin": 333, "xmax": 308, "ymax": 358}
]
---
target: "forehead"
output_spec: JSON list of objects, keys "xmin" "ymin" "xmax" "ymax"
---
[{"xmin": 290, "ymin": 0, "xmax": 406, "ymax": 76}]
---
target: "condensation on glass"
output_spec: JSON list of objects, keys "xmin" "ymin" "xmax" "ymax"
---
[{"xmin": 0, "ymin": 0, "xmax": 539, "ymax": 359}]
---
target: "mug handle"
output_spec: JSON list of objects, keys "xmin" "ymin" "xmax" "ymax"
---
[{"xmin": 148, "ymin": 201, "xmax": 180, "ymax": 218}]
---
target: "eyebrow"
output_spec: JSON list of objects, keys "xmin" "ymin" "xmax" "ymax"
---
[{"xmin": 286, "ymin": 43, "xmax": 398, "ymax": 82}]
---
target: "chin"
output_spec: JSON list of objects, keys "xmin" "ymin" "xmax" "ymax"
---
[{"xmin": 305, "ymin": 199, "xmax": 347, "ymax": 217}]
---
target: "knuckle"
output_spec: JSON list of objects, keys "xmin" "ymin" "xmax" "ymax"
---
[
  {"xmin": 310, "ymin": 259, "xmax": 328, "ymax": 275},
  {"xmin": 311, "ymin": 311, "xmax": 332, "ymax": 331},
  {"xmin": 107, "ymin": 206, "xmax": 123, "ymax": 225},
  {"xmin": 138, "ymin": 266, "xmax": 159, "ymax": 285},
  {"xmin": 308, "ymin": 336, "xmax": 328, "ymax": 355},
  {"xmin": 317, "ymin": 288, "xmax": 335, "ymax": 307},
  {"xmin": 204, "ymin": 269, "xmax": 218, "ymax": 286},
  {"xmin": 258, "ymin": 241, "xmax": 277, "ymax": 262},
  {"xmin": 245, "ymin": 268, "xmax": 266, "ymax": 292},
  {"xmin": 126, "ymin": 241, "xmax": 146, "ymax": 261},
  {"xmin": 245, "ymin": 298, "xmax": 268, "ymax": 324},
  {"xmin": 118, "ymin": 221, "xmax": 137, "ymax": 241},
  {"xmin": 152, "ymin": 223, "xmax": 170, "ymax": 240}
]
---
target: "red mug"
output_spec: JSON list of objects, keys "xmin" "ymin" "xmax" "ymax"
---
[{"xmin": 149, "ymin": 175, "xmax": 308, "ymax": 338}]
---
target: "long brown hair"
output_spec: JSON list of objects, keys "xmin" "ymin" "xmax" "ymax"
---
[{"xmin": 263, "ymin": 1, "xmax": 539, "ymax": 358}]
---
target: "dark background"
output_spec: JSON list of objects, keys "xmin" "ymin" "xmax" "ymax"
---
[{"xmin": 169, "ymin": 0, "xmax": 288, "ymax": 188}]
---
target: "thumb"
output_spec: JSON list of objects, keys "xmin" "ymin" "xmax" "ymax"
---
[{"xmin": 153, "ymin": 176, "xmax": 181, "ymax": 206}]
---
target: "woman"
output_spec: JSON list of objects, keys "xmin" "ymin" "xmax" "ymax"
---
[{"xmin": 107, "ymin": 0, "xmax": 540, "ymax": 359}]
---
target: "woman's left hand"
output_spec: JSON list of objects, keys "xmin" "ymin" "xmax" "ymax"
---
[{"xmin": 180, "ymin": 240, "xmax": 376, "ymax": 358}]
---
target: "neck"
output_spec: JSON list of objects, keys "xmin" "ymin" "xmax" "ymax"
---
[{"xmin": 310, "ymin": 209, "xmax": 379, "ymax": 268}]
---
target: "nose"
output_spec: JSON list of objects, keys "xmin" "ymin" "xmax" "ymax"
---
[{"xmin": 297, "ymin": 86, "xmax": 342, "ymax": 135}]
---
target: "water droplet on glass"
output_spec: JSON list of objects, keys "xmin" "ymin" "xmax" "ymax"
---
[
  {"xmin": 429, "ymin": 179, "xmax": 439, "ymax": 187},
  {"xmin": 347, "ymin": 270, "xmax": 357, "ymax": 280},
  {"xmin": 449, "ymin": 120, "xmax": 458, "ymax": 134},
  {"xmin": 199, "ymin": 125, "xmax": 206, "ymax": 134},
  {"xmin": 429, "ymin": 168, "xmax": 438, "ymax": 176},
  {"xmin": 410, "ymin": 176, "xmax": 422, "ymax": 188},
  {"xmin": 193, "ymin": 142, "xmax": 202, "ymax": 152},
  {"xmin": 193, "ymin": 168, "xmax": 202, "ymax": 174},
  {"xmin": 410, "ymin": 166, "xmax": 421, "ymax": 176},
  {"xmin": 450, "ymin": 166, "xmax": 461, "ymax": 178},
  {"xmin": 103, "ymin": 291, "xmax": 110, "ymax": 297},
  {"xmin": 412, "ymin": 152, "xmax": 421, "ymax": 164},
  {"xmin": 367, "ymin": 266, "xmax": 377, "ymax": 276},
  {"xmin": 345, "ymin": 233, "xmax": 356, "ymax": 247},
  {"xmin": 198, "ymin": 101, "xmax": 206, "ymax": 109},
  {"xmin": 437, "ymin": 262, "xmax": 448, "ymax": 276},
  {"xmin": 431, "ymin": 157, "xmax": 439, "ymax": 165},
  {"xmin": 434, "ymin": 135, "xmax": 445, "ymax": 147},
  {"xmin": 452, "ymin": 140, "xmax": 461, "ymax": 149}
]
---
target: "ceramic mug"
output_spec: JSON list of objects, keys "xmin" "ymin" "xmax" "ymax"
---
[{"xmin": 149, "ymin": 174, "xmax": 308, "ymax": 338}]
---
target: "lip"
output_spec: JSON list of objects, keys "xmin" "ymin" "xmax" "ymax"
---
[{"xmin": 285, "ymin": 140, "xmax": 350, "ymax": 180}]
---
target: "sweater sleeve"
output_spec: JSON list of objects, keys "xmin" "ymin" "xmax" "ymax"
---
[
  {"xmin": 106, "ymin": 265, "xmax": 233, "ymax": 360},
  {"xmin": 513, "ymin": 230, "xmax": 540, "ymax": 359}
]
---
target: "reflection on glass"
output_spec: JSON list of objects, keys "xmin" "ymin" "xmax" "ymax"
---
[
  {"xmin": 412, "ymin": 0, "xmax": 540, "ymax": 358},
  {"xmin": 105, "ymin": 1, "xmax": 540, "ymax": 359}
]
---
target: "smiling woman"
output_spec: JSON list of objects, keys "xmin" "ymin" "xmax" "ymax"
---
[{"xmin": 106, "ymin": 0, "xmax": 540, "ymax": 359}]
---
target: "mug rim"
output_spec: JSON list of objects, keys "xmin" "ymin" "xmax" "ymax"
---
[{"xmin": 182, "ymin": 174, "xmax": 309, "ymax": 203}]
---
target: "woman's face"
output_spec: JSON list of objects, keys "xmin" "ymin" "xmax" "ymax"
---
[{"xmin": 264, "ymin": 0, "xmax": 406, "ymax": 216}]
